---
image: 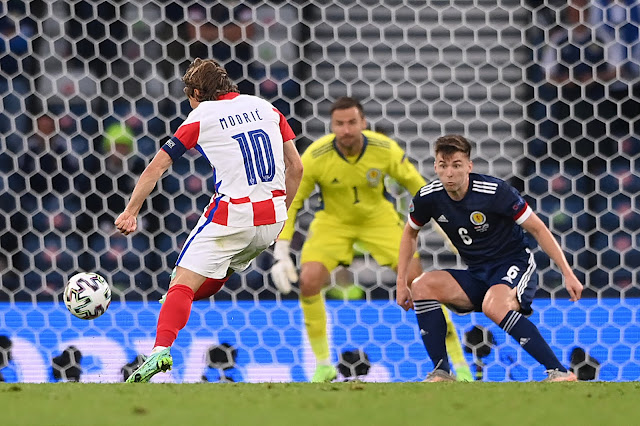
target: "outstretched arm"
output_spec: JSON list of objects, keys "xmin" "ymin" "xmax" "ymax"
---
[
  {"xmin": 521, "ymin": 211, "xmax": 583, "ymax": 301},
  {"xmin": 115, "ymin": 149, "xmax": 173, "ymax": 235}
]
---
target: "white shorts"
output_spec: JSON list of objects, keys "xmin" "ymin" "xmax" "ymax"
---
[{"xmin": 176, "ymin": 217, "xmax": 284, "ymax": 279}]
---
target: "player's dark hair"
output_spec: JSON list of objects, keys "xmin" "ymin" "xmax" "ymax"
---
[
  {"xmin": 182, "ymin": 58, "xmax": 239, "ymax": 102},
  {"xmin": 434, "ymin": 134, "xmax": 472, "ymax": 159},
  {"xmin": 330, "ymin": 96, "xmax": 365, "ymax": 117}
]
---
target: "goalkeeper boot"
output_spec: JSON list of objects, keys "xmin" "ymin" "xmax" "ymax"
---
[
  {"xmin": 455, "ymin": 364, "xmax": 474, "ymax": 382},
  {"xmin": 311, "ymin": 365, "xmax": 337, "ymax": 383},
  {"xmin": 423, "ymin": 369, "xmax": 457, "ymax": 382},
  {"xmin": 125, "ymin": 347, "xmax": 173, "ymax": 383},
  {"xmin": 542, "ymin": 369, "xmax": 577, "ymax": 382}
]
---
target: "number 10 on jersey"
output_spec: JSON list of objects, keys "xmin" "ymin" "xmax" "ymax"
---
[{"xmin": 233, "ymin": 129, "xmax": 276, "ymax": 185}]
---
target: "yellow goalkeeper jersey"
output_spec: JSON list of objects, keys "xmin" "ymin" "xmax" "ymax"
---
[{"xmin": 280, "ymin": 130, "xmax": 426, "ymax": 240}]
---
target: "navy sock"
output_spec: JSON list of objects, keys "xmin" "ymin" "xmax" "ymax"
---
[
  {"xmin": 499, "ymin": 310, "xmax": 566, "ymax": 372},
  {"xmin": 414, "ymin": 300, "xmax": 451, "ymax": 372}
]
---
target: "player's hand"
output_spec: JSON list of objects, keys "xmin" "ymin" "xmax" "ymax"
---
[
  {"xmin": 396, "ymin": 280, "xmax": 414, "ymax": 311},
  {"xmin": 115, "ymin": 210, "xmax": 137, "ymax": 235},
  {"xmin": 564, "ymin": 273, "xmax": 583, "ymax": 302},
  {"xmin": 270, "ymin": 240, "xmax": 298, "ymax": 294}
]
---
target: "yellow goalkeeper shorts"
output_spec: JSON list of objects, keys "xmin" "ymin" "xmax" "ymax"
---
[{"xmin": 300, "ymin": 216, "xmax": 413, "ymax": 271}]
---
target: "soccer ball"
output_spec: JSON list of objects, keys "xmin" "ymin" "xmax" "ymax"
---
[{"xmin": 64, "ymin": 272, "xmax": 111, "ymax": 320}]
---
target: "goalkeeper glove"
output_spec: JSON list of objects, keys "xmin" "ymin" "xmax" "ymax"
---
[{"xmin": 270, "ymin": 240, "xmax": 298, "ymax": 295}]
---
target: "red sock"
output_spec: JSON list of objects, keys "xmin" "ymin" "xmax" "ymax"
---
[
  {"xmin": 193, "ymin": 277, "xmax": 228, "ymax": 301},
  {"xmin": 154, "ymin": 284, "xmax": 194, "ymax": 348}
]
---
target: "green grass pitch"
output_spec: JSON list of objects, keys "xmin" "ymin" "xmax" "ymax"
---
[{"xmin": 2, "ymin": 382, "xmax": 638, "ymax": 425}]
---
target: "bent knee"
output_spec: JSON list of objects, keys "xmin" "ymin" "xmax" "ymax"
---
[
  {"xmin": 482, "ymin": 293, "xmax": 520, "ymax": 322},
  {"xmin": 299, "ymin": 263, "xmax": 329, "ymax": 296},
  {"xmin": 410, "ymin": 272, "xmax": 441, "ymax": 300},
  {"xmin": 298, "ymin": 272, "xmax": 321, "ymax": 292}
]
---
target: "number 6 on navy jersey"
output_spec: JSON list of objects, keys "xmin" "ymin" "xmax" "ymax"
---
[
  {"xmin": 233, "ymin": 129, "xmax": 276, "ymax": 185},
  {"xmin": 458, "ymin": 227, "xmax": 472, "ymax": 245}
]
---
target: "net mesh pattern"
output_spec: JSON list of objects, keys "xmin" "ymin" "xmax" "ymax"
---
[{"xmin": 0, "ymin": 0, "xmax": 638, "ymax": 381}]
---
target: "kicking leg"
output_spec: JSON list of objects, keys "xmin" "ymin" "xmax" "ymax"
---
[
  {"xmin": 161, "ymin": 268, "xmax": 228, "ymax": 303},
  {"xmin": 193, "ymin": 268, "xmax": 232, "ymax": 301},
  {"xmin": 127, "ymin": 267, "xmax": 206, "ymax": 383}
]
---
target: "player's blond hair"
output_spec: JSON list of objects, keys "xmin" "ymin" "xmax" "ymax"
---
[
  {"xmin": 434, "ymin": 135, "xmax": 472, "ymax": 159},
  {"xmin": 182, "ymin": 58, "xmax": 239, "ymax": 102}
]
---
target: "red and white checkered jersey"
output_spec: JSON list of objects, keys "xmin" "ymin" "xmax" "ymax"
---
[{"xmin": 161, "ymin": 92, "xmax": 296, "ymax": 227}]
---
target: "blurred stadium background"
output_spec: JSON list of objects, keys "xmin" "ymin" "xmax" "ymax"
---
[{"xmin": 0, "ymin": 0, "xmax": 638, "ymax": 382}]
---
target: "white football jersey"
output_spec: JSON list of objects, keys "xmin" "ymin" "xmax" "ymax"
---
[{"xmin": 162, "ymin": 93, "xmax": 296, "ymax": 227}]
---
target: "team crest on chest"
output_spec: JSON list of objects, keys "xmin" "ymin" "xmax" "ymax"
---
[
  {"xmin": 470, "ymin": 211, "xmax": 486, "ymax": 225},
  {"xmin": 470, "ymin": 211, "xmax": 489, "ymax": 232},
  {"xmin": 366, "ymin": 168, "xmax": 382, "ymax": 187}
]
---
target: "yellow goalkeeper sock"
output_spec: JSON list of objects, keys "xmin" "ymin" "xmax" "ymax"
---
[
  {"xmin": 301, "ymin": 293, "xmax": 330, "ymax": 362},
  {"xmin": 443, "ymin": 306, "xmax": 473, "ymax": 381}
]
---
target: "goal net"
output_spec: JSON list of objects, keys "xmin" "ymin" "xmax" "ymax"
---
[{"xmin": 0, "ymin": 0, "xmax": 637, "ymax": 382}]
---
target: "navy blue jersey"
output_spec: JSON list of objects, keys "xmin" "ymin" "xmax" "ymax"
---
[{"xmin": 409, "ymin": 173, "xmax": 532, "ymax": 266}]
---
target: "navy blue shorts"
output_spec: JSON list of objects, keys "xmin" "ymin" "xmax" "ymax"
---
[{"xmin": 445, "ymin": 249, "xmax": 538, "ymax": 315}]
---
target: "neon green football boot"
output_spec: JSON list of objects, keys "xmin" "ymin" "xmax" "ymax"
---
[
  {"xmin": 311, "ymin": 365, "xmax": 337, "ymax": 383},
  {"xmin": 125, "ymin": 347, "xmax": 173, "ymax": 383},
  {"xmin": 455, "ymin": 364, "xmax": 474, "ymax": 382}
]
